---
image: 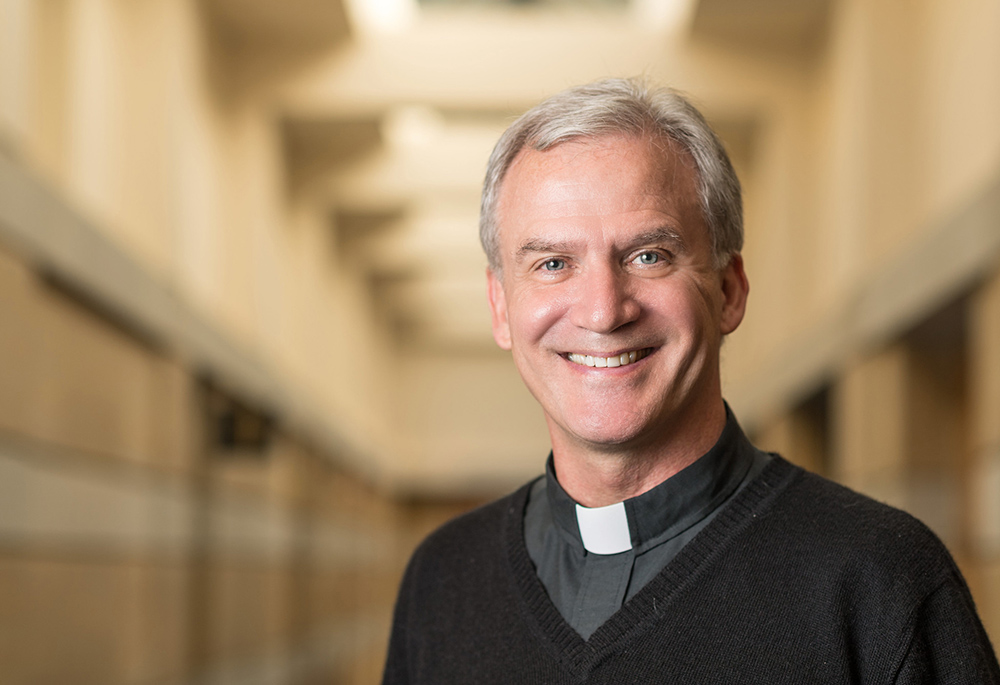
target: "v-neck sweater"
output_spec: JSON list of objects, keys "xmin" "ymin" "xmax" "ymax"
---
[
  {"xmin": 383, "ymin": 457, "xmax": 1000, "ymax": 684},
  {"xmin": 525, "ymin": 410, "xmax": 770, "ymax": 638}
]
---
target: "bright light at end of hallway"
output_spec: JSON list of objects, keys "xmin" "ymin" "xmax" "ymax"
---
[
  {"xmin": 345, "ymin": 0, "xmax": 419, "ymax": 36},
  {"xmin": 630, "ymin": 0, "xmax": 696, "ymax": 33},
  {"xmin": 383, "ymin": 105, "xmax": 446, "ymax": 150}
]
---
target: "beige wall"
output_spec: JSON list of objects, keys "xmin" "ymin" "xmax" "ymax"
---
[
  {"xmin": 727, "ymin": 0, "xmax": 1000, "ymax": 387},
  {"xmin": 0, "ymin": 240, "xmax": 475, "ymax": 683},
  {"xmin": 393, "ymin": 351, "xmax": 551, "ymax": 494}
]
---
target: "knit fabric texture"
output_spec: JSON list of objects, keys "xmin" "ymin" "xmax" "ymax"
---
[{"xmin": 383, "ymin": 457, "xmax": 1000, "ymax": 684}]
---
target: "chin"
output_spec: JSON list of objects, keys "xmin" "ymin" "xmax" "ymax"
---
[{"xmin": 557, "ymin": 415, "xmax": 658, "ymax": 451}]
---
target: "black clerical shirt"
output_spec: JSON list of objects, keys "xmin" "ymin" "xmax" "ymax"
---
[{"xmin": 523, "ymin": 408, "xmax": 771, "ymax": 639}]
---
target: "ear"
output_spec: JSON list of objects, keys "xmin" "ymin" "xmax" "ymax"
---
[
  {"xmin": 487, "ymin": 268, "xmax": 512, "ymax": 350},
  {"xmin": 719, "ymin": 254, "xmax": 749, "ymax": 335}
]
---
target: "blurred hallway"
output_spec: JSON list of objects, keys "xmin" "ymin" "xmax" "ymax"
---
[{"xmin": 0, "ymin": 0, "xmax": 998, "ymax": 682}]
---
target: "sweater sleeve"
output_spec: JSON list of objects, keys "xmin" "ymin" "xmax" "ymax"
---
[
  {"xmin": 892, "ymin": 577, "xmax": 1000, "ymax": 684},
  {"xmin": 382, "ymin": 610, "xmax": 408, "ymax": 684},
  {"xmin": 382, "ymin": 554, "xmax": 417, "ymax": 685}
]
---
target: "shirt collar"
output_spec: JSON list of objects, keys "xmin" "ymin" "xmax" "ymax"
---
[{"xmin": 544, "ymin": 405, "xmax": 756, "ymax": 554}]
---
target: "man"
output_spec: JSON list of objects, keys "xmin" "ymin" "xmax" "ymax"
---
[{"xmin": 383, "ymin": 78, "xmax": 1000, "ymax": 683}]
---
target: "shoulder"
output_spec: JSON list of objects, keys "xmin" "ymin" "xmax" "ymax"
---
[
  {"xmin": 757, "ymin": 458, "xmax": 960, "ymax": 596},
  {"xmin": 734, "ymin": 458, "xmax": 998, "ymax": 682},
  {"xmin": 780, "ymin": 464, "xmax": 948, "ymax": 552}
]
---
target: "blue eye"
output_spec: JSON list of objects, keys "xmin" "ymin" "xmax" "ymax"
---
[
  {"xmin": 542, "ymin": 258, "xmax": 566, "ymax": 271},
  {"xmin": 635, "ymin": 252, "xmax": 660, "ymax": 265}
]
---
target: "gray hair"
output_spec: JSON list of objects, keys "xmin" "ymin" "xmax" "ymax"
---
[{"xmin": 479, "ymin": 78, "xmax": 742, "ymax": 271}]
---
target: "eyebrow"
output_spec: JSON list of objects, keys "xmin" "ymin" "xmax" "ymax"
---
[
  {"xmin": 515, "ymin": 238, "xmax": 575, "ymax": 261},
  {"xmin": 629, "ymin": 227, "xmax": 685, "ymax": 251},
  {"xmin": 515, "ymin": 226, "xmax": 685, "ymax": 261}
]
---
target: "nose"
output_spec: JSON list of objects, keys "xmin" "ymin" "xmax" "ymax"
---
[{"xmin": 569, "ymin": 265, "xmax": 640, "ymax": 334}]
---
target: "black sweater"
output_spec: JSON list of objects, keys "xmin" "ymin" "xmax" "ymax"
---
[{"xmin": 383, "ymin": 457, "xmax": 1000, "ymax": 684}]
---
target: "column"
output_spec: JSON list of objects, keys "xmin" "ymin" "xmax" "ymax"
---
[{"xmin": 831, "ymin": 343, "xmax": 910, "ymax": 508}]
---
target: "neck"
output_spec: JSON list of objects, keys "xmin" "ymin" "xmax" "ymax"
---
[{"xmin": 550, "ymin": 398, "xmax": 727, "ymax": 508}]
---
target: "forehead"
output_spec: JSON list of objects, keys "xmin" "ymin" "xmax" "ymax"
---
[{"xmin": 495, "ymin": 134, "xmax": 704, "ymax": 249}]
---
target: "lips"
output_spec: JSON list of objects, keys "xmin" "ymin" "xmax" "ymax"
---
[{"xmin": 566, "ymin": 348, "xmax": 651, "ymax": 368}]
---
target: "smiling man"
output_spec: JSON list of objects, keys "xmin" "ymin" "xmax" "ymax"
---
[{"xmin": 382, "ymin": 79, "xmax": 999, "ymax": 684}]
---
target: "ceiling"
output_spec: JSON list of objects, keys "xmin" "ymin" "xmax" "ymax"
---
[{"xmin": 235, "ymin": 0, "xmax": 830, "ymax": 355}]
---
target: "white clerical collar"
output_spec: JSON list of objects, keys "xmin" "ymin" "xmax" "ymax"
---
[{"xmin": 575, "ymin": 501, "xmax": 632, "ymax": 555}]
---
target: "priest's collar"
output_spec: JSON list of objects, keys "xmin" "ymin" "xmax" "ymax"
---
[{"xmin": 544, "ymin": 405, "xmax": 755, "ymax": 556}]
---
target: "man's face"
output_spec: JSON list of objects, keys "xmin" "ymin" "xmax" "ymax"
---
[{"xmin": 487, "ymin": 134, "xmax": 748, "ymax": 456}]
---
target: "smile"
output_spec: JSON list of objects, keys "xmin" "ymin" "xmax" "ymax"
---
[{"xmin": 566, "ymin": 348, "xmax": 651, "ymax": 368}]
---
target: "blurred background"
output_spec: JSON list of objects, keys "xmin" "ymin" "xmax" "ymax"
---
[{"xmin": 0, "ymin": 0, "xmax": 998, "ymax": 682}]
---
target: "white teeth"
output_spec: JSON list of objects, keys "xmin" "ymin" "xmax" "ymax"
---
[{"xmin": 567, "ymin": 349, "xmax": 649, "ymax": 368}]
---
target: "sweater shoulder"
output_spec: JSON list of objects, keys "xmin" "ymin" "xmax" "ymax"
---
[
  {"xmin": 784, "ymin": 467, "xmax": 944, "ymax": 541},
  {"xmin": 765, "ymin": 461, "xmax": 958, "ymax": 583}
]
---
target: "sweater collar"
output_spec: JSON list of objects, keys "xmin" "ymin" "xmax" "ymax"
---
[{"xmin": 544, "ymin": 405, "xmax": 755, "ymax": 555}]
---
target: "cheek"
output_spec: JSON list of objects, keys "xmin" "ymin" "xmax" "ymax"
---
[
  {"xmin": 508, "ymin": 289, "xmax": 571, "ymax": 342},
  {"xmin": 649, "ymin": 282, "xmax": 719, "ymax": 342}
]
